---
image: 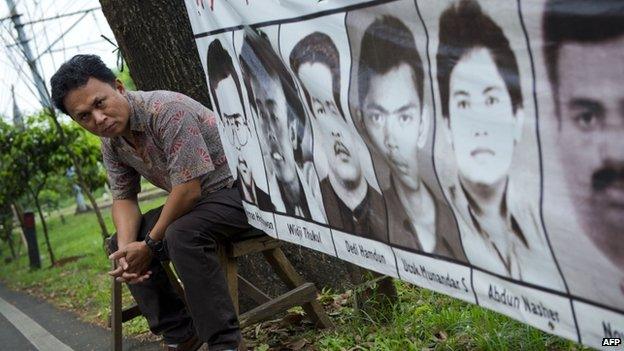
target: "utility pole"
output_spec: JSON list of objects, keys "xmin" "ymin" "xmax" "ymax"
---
[
  {"xmin": 5, "ymin": 0, "xmax": 51, "ymax": 107},
  {"xmin": 3, "ymin": 0, "xmax": 111, "ymax": 241},
  {"xmin": 11, "ymin": 85, "xmax": 24, "ymax": 130}
]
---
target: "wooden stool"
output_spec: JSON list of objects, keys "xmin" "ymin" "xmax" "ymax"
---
[
  {"xmin": 217, "ymin": 228, "xmax": 333, "ymax": 329},
  {"xmin": 107, "ymin": 229, "xmax": 332, "ymax": 351}
]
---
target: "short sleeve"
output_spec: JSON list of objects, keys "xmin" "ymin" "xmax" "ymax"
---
[
  {"xmin": 156, "ymin": 103, "xmax": 215, "ymax": 187},
  {"xmin": 102, "ymin": 140, "xmax": 141, "ymax": 200}
]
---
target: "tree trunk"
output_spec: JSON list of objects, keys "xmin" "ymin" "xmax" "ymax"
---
[
  {"xmin": 2, "ymin": 204, "xmax": 17, "ymax": 259},
  {"xmin": 6, "ymin": 232, "xmax": 16, "ymax": 259},
  {"xmin": 99, "ymin": 0, "xmax": 211, "ymax": 107},
  {"xmin": 2, "ymin": 226, "xmax": 16, "ymax": 260},
  {"xmin": 12, "ymin": 202, "xmax": 24, "ymax": 228},
  {"xmin": 12, "ymin": 203, "xmax": 27, "ymax": 256},
  {"xmin": 29, "ymin": 189, "xmax": 55, "ymax": 266},
  {"xmin": 0, "ymin": 219, "xmax": 16, "ymax": 260},
  {"xmin": 347, "ymin": 266, "xmax": 398, "ymax": 318}
]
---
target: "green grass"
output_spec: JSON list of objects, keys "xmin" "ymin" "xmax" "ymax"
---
[
  {"xmin": 309, "ymin": 284, "xmax": 584, "ymax": 351},
  {"xmin": 0, "ymin": 198, "xmax": 588, "ymax": 350},
  {"xmin": 0, "ymin": 196, "xmax": 166, "ymax": 338},
  {"xmin": 241, "ymin": 282, "xmax": 586, "ymax": 350}
]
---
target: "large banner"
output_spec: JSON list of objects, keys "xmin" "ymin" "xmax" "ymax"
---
[{"xmin": 184, "ymin": 0, "xmax": 623, "ymax": 348}]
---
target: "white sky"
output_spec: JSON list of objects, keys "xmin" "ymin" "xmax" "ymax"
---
[{"xmin": 0, "ymin": 0, "xmax": 118, "ymax": 122}]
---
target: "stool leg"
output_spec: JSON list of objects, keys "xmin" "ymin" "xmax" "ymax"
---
[
  {"xmin": 111, "ymin": 260, "xmax": 123, "ymax": 351},
  {"xmin": 218, "ymin": 246, "xmax": 239, "ymax": 315},
  {"xmin": 262, "ymin": 248, "xmax": 333, "ymax": 328}
]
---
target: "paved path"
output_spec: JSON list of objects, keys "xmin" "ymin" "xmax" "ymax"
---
[{"xmin": 0, "ymin": 282, "xmax": 160, "ymax": 351}]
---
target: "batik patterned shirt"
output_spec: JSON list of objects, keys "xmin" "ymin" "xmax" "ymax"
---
[{"xmin": 101, "ymin": 90, "xmax": 232, "ymax": 200}]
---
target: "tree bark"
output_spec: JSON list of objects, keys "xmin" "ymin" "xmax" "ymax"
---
[
  {"xmin": 0, "ymin": 210, "xmax": 16, "ymax": 259},
  {"xmin": 99, "ymin": 0, "xmax": 211, "ymax": 107},
  {"xmin": 6, "ymin": 232, "xmax": 16, "ymax": 259},
  {"xmin": 12, "ymin": 203, "xmax": 27, "ymax": 256},
  {"xmin": 12, "ymin": 202, "xmax": 24, "ymax": 229}
]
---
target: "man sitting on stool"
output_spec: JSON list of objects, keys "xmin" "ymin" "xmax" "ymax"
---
[{"xmin": 51, "ymin": 54, "xmax": 249, "ymax": 351}]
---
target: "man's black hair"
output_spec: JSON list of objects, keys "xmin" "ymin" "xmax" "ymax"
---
[
  {"xmin": 206, "ymin": 39, "xmax": 247, "ymax": 122},
  {"xmin": 239, "ymin": 29, "xmax": 308, "ymax": 166},
  {"xmin": 289, "ymin": 32, "xmax": 346, "ymax": 120},
  {"xmin": 436, "ymin": 0, "xmax": 522, "ymax": 119},
  {"xmin": 50, "ymin": 54, "xmax": 117, "ymax": 115},
  {"xmin": 543, "ymin": 0, "xmax": 624, "ymax": 117},
  {"xmin": 358, "ymin": 16, "xmax": 424, "ymax": 113}
]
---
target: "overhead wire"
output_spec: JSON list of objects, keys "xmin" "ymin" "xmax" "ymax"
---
[
  {"xmin": 23, "ymin": 1, "xmax": 48, "ymax": 87},
  {"xmin": 0, "ymin": 12, "xmax": 49, "ymax": 111},
  {"xmin": 0, "ymin": 20, "xmax": 39, "ymax": 89},
  {"xmin": 0, "ymin": 0, "xmax": 117, "ymax": 117}
]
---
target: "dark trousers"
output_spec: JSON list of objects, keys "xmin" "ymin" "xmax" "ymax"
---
[{"xmin": 107, "ymin": 185, "xmax": 251, "ymax": 350}]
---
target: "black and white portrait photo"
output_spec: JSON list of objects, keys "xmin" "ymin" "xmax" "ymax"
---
[
  {"xmin": 206, "ymin": 37, "xmax": 275, "ymax": 211},
  {"xmin": 348, "ymin": 1, "xmax": 466, "ymax": 260},
  {"xmin": 535, "ymin": 0, "xmax": 624, "ymax": 309},
  {"xmin": 430, "ymin": 0, "xmax": 564, "ymax": 290},
  {"xmin": 286, "ymin": 28, "xmax": 388, "ymax": 242},
  {"xmin": 184, "ymin": 0, "xmax": 624, "ymax": 344},
  {"xmin": 238, "ymin": 28, "xmax": 326, "ymax": 222}
]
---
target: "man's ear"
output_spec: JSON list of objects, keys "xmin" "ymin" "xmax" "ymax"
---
[
  {"xmin": 289, "ymin": 119, "xmax": 298, "ymax": 151},
  {"xmin": 354, "ymin": 107, "xmax": 372, "ymax": 140},
  {"xmin": 513, "ymin": 108, "xmax": 525, "ymax": 143},
  {"xmin": 354, "ymin": 107, "xmax": 363, "ymax": 124},
  {"xmin": 115, "ymin": 79, "xmax": 126, "ymax": 94},
  {"xmin": 417, "ymin": 105, "xmax": 430, "ymax": 149},
  {"xmin": 443, "ymin": 115, "xmax": 453, "ymax": 149}
]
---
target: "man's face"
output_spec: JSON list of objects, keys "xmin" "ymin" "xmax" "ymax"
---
[
  {"xmin": 251, "ymin": 74, "xmax": 298, "ymax": 185},
  {"xmin": 237, "ymin": 154, "xmax": 253, "ymax": 187},
  {"xmin": 362, "ymin": 63, "xmax": 425, "ymax": 190},
  {"xmin": 446, "ymin": 48, "xmax": 522, "ymax": 186},
  {"xmin": 556, "ymin": 36, "xmax": 624, "ymax": 268},
  {"xmin": 297, "ymin": 62, "xmax": 362, "ymax": 186},
  {"xmin": 214, "ymin": 75, "xmax": 250, "ymax": 150},
  {"xmin": 64, "ymin": 78, "xmax": 131, "ymax": 138}
]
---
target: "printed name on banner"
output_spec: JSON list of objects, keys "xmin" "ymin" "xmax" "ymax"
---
[
  {"xmin": 473, "ymin": 270, "xmax": 577, "ymax": 340},
  {"xmin": 603, "ymin": 322, "xmax": 624, "ymax": 340},
  {"xmin": 393, "ymin": 248, "xmax": 475, "ymax": 303},
  {"xmin": 487, "ymin": 284, "xmax": 560, "ymax": 323},
  {"xmin": 574, "ymin": 301, "xmax": 624, "ymax": 348},
  {"xmin": 286, "ymin": 223, "xmax": 322, "ymax": 244},
  {"xmin": 333, "ymin": 230, "xmax": 398, "ymax": 278},
  {"xmin": 401, "ymin": 258, "xmax": 467, "ymax": 292},
  {"xmin": 345, "ymin": 240, "xmax": 387, "ymax": 264},
  {"xmin": 274, "ymin": 214, "xmax": 336, "ymax": 256},
  {"xmin": 243, "ymin": 203, "xmax": 275, "ymax": 236}
]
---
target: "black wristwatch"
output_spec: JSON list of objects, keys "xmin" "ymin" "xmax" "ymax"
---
[{"xmin": 144, "ymin": 232, "xmax": 168, "ymax": 261}]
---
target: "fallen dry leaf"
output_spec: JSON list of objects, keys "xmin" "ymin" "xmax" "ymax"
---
[
  {"xmin": 286, "ymin": 338, "xmax": 307, "ymax": 350},
  {"xmin": 281, "ymin": 313, "xmax": 304, "ymax": 327}
]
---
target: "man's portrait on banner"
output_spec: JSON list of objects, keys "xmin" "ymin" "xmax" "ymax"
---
[
  {"xmin": 289, "ymin": 31, "xmax": 388, "ymax": 242},
  {"xmin": 239, "ymin": 29, "xmax": 326, "ymax": 222},
  {"xmin": 206, "ymin": 38, "xmax": 274, "ymax": 211},
  {"xmin": 542, "ymin": 0, "xmax": 624, "ymax": 306},
  {"xmin": 353, "ymin": 12, "xmax": 465, "ymax": 259},
  {"xmin": 436, "ymin": 0, "xmax": 563, "ymax": 289}
]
